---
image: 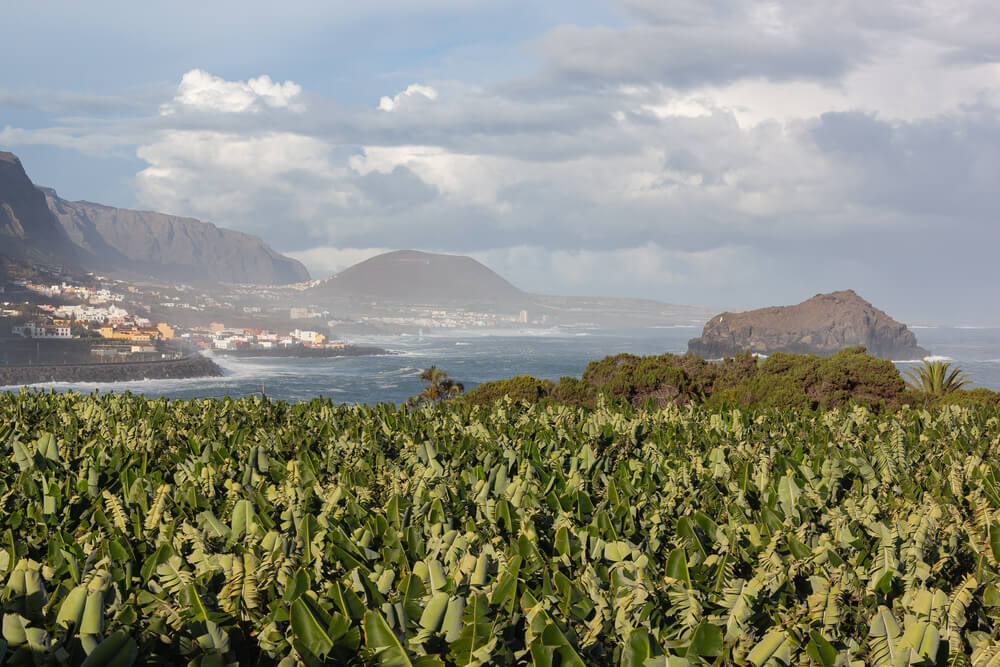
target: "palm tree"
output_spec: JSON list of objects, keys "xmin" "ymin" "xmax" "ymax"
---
[
  {"xmin": 407, "ymin": 366, "xmax": 464, "ymax": 406},
  {"xmin": 903, "ymin": 359, "xmax": 972, "ymax": 395}
]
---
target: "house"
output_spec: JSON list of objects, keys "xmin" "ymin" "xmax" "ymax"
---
[
  {"xmin": 99, "ymin": 326, "xmax": 156, "ymax": 342},
  {"xmin": 157, "ymin": 323, "xmax": 176, "ymax": 340},
  {"xmin": 291, "ymin": 329, "xmax": 325, "ymax": 344},
  {"xmin": 13, "ymin": 323, "xmax": 72, "ymax": 339}
]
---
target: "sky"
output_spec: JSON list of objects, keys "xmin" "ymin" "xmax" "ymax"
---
[{"xmin": 2, "ymin": 0, "xmax": 999, "ymax": 325}]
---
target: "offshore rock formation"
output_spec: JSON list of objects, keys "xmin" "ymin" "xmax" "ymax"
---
[{"xmin": 688, "ymin": 290, "xmax": 928, "ymax": 360}]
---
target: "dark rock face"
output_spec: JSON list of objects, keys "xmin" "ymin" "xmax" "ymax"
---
[
  {"xmin": 315, "ymin": 249, "xmax": 524, "ymax": 303},
  {"xmin": 688, "ymin": 290, "xmax": 929, "ymax": 360},
  {"xmin": 0, "ymin": 150, "xmax": 308, "ymax": 284},
  {"xmin": 43, "ymin": 190, "xmax": 310, "ymax": 285},
  {"xmin": 0, "ymin": 355, "xmax": 222, "ymax": 386},
  {"xmin": 0, "ymin": 152, "xmax": 79, "ymax": 266}
]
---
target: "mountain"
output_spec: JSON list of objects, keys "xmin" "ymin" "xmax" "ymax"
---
[
  {"xmin": 687, "ymin": 289, "xmax": 928, "ymax": 360},
  {"xmin": 42, "ymin": 190, "xmax": 310, "ymax": 285},
  {"xmin": 314, "ymin": 250, "xmax": 524, "ymax": 303},
  {"xmin": 0, "ymin": 150, "xmax": 309, "ymax": 285},
  {"xmin": 0, "ymin": 152, "xmax": 79, "ymax": 267}
]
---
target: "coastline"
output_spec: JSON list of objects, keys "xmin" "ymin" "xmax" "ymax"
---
[
  {"xmin": 0, "ymin": 355, "xmax": 223, "ymax": 387},
  {"xmin": 211, "ymin": 345, "xmax": 389, "ymax": 358}
]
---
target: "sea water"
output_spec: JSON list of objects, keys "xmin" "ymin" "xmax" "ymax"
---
[{"xmin": 4, "ymin": 326, "xmax": 999, "ymax": 404}]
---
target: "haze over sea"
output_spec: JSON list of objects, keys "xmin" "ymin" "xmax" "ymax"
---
[{"xmin": 8, "ymin": 326, "xmax": 1000, "ymax": 405}]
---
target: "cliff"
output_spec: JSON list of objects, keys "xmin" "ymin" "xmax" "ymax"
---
[
  {"xmin": 687, "ymin": 290, "xmax": 929, "ymax": 360},
  {"xmin": 0, "ymin": 150, "xmax": 309, "ymax": 285},
  {"xmin": 43, "ymin": 189, "xmax": 310, "ymax": 285},
  {"xmin": 314, "ymin": 250, "xmax": 524, "ymax": 303},
  {"xmin": 0, "ymin": 152, "xmax": 79, "ymax": 266}
]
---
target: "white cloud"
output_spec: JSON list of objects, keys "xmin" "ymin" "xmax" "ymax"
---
[
  {"xmin": 163, "ymin": 69, "xmax": 303, "ymax": 114},
  {"xmin": 378, "ymin": 84, "xmax": 439, "ymax": 112},
  {"xmin": 134, "ymin": 130, "xmax": 360, "ymax": 236}
]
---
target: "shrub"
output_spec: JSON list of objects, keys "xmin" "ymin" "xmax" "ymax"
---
[
  {"xmin": 456, "ymin": 346, "xmax": 919, "ymax": 413},
  {"xmin": 549, "ymin": 376, "xmax": 596, "ymax": 408},
  {"xmin": 461, "ymin": 375, "xmax": 552, "ymax": 406},
  {"xmin": 931, "ymin": 387, "xmax": 1000, "ymax": 410}
]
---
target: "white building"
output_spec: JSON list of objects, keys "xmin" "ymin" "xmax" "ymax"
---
[
  {"xmin": 291, "ymin": 329, "xmax": 322, "ymax": 343},
  {"xmin": 13, "ymin": 323, "xmax": 72, "ymax": 339}
]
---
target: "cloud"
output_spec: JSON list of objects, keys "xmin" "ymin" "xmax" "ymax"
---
[
  {"xmin": 378, "ymin": 84, "xmax": 439, "ymax": 111},
  {"xmin": 285, "ymin": 246, "xmax": 394, "ymax": 278},
  {"xmin": 4, "ymin": 0, "xmax": 1000, "ymax": 323},
  {"xmin": 164, "ymin": 69, "xmax": 303, "ymax": 114}
]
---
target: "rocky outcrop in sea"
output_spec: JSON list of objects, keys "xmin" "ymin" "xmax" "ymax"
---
[{"xmin": 687, "ymin": 290, "xmax": 928, "ymax": 360}]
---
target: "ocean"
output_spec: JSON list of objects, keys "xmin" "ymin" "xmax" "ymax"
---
[{"xmin": 4, "ymin": 326, "xmax": 1000, "ymax": 404}]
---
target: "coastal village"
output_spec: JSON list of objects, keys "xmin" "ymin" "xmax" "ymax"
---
[
  {"xmin": 0, "ymin": 270, "xmax": 344, "ymax": 362},
  {"xmin": 0, "ymin": 265, "xmax": 543, "ymax": 370}
]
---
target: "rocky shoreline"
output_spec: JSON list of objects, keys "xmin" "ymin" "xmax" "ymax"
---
[{"xmin": 0, "ymin": 355, "xmax": 222, "ymax": 387}]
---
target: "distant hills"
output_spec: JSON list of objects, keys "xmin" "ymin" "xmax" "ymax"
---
[
  {"xmin": 309, "ymin": 249, "xmax": 714, "ymax": 327},
  {"xmin": 313, "ymin": 250, "xmax": 524, "ymax": 303},
  {"xmin": 0, "ymin": 150, "xmax": 309, "ymax": 285}
]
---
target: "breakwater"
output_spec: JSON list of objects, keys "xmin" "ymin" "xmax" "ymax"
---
[{"xmin": 0, "ymin": 355, "xmax": 223, "ymax": 387}]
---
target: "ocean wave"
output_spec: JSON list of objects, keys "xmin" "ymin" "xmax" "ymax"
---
[
  {"xmin": 891, "ymin": 355, "xmax": 953, "ymax": 364},
  {"xmin": 0, "ymin": 374, "xmax": 243, "ymax": 395}
]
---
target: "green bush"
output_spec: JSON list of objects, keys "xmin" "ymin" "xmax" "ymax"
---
[
  {"xmin": 548, "ymin": 376, "xmax": 596, "ymax": 408},
  {"xmin": 455, "ymin": 346, "xmax": 943, "ymax": 413},
  {"xmin": 461, "ymin": 375, "xmax": 553, "ymax": 406},
  {"xmin": 931, "ymin": 387, "xmax": 1000, "ymax": 410}
]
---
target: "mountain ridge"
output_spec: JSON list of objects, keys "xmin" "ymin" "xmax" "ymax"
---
[
  {"xmin": 0, "ymin": 152, "xmax": 80, "ymax": 267},
  {"xmin": 0, "ymin": 149, "xmax": 309, "ymax": 285},
  {"xmin": 43, "ymin": 188, "xmax": 310, "ymax": 285}
]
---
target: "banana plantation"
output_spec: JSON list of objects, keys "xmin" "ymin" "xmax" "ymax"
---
[{"xmin": 2, "ymin": 390, "xmax": 1000, "ymax": 665}]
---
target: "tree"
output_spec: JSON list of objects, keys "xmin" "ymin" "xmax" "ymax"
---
[
  {"xmin": 903, "ymin": 359, "xmax": 972, "ymax": 395},
  {"xmin": 407, "ymin": 366, "xmax": 464, "ymax": 406}
]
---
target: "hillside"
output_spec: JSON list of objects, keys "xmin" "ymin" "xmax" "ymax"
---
[
  {"xmin": 314, "ymin": 249, "xmax": 524, "ymax": 303},
  {"xmin": 43, "ymin": 189, "xmax": 310, "ymax": 285},
  {"xmin": 0, "ymin": 152, "xmax": 79, "ymax": 267},
  {"xmin": 0, "ymin": 150, "xmax": 309, "ymax": 285}
]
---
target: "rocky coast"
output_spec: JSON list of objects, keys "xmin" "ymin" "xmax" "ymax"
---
[{"xmin": 0, "ymin": 355, "xmax": 222, "ymax": 387}]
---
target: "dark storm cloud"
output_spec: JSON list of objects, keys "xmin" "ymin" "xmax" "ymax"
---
[{"xmin": 812, "ymin": 110, "xmax": 1000, "ymax": 219}]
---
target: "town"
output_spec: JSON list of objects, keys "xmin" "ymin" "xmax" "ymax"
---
[
  {"xmin": 0, "ymin": 269, "xmax": 344, "ymax": 364},
  {"xmin": 0, "ymin": 264, "xmax": 550, "ymax": 369}
]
